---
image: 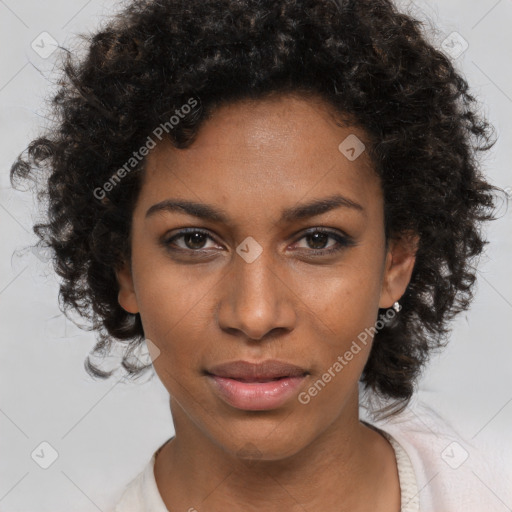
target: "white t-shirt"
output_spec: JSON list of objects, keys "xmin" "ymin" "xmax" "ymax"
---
[{"xmin": 111, "ymin": 399, "xmax": 510, "ymax": 511}]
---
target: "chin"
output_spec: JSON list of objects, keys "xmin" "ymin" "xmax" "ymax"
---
[{"xmin": 211, "ymin": 417, "xmax": 314, "ymax": 462}]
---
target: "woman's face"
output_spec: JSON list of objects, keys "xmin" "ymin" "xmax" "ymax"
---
[{"xmin": 117, "ymin": 94, "xmax": 415, "ymax": 460}]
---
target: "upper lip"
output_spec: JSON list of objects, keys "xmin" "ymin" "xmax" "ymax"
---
[{"xmin": 206, "ymin": 360, "xmax": 309, "ymax": 380}]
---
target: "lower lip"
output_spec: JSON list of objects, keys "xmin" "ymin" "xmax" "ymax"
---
[{"xmin": 207, "ymin": 374, "xmax": 307, "ymax": 411}]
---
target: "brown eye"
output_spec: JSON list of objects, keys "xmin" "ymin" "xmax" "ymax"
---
[
  {"xmin": 302, "ymin": 232, "xmax": 333, "ymax": 250},
  {"xmin": 162, "ymin": 229, "xmax": 220, "ymax": 252},
  {"xmin": 181, "ymin": 232, "xmax": 209, "ymax": 250},
  {"xmin": 292, "ymin": 228, "xmax": 355, "ymax": 256}
]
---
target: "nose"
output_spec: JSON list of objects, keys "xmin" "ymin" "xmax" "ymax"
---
[{"xmin": 216, "ymin": 246, "xmax": 297, "ymax": 342}]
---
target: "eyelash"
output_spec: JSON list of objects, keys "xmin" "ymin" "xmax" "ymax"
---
[{"xmin": 161, "ymin": 227, "xmax": 355, "ymax": 257}]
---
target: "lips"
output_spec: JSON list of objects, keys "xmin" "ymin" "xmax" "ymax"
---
[
  {"xmin": 205, "ymin": 360, "xmax": 309, "ymax": 411},
  {"xmin": 206, "ymin": 359, "xmax": 309, "ymax": 381}
]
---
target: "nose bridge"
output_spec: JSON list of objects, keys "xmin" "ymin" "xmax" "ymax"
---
[
  {"xmin": 236, "ymin": 245, "xmax": 277, "ymax": 304},
  {"xmin": 217, "ymin": 240, "xmax": 296, "ymax": 340}
]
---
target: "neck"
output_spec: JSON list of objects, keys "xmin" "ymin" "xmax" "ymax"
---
[{"xmin": 154, "ymin": 392, "xmax": 400, "ymax": 512}]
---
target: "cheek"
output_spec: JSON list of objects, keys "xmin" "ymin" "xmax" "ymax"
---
[
  {"xmin": 129, "ymin": 250, "xmax": 216, "ymax": 378},
  {"xmin": 299, "ymin": 254, "xmax": 384, "ymax": 332},
  {"xmin": 131, "ymin": 231, "xmax": 218, "ymax": 326},
  {"xmin": 296, "ymin": 251, "xmax": 385, "ymax": 379},
  {"xmin": 294, "ymin": 274, "xmax": 380, "ymax": 420}
]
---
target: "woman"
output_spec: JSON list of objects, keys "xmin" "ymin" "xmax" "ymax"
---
[{"xmin": 11, "ymin": 0, "xmax": 509, "ymax": 510}]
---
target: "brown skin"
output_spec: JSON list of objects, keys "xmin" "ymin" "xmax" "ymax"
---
[{"xmin": 116, "ymin": 93, "xmax": 418, "ymax": 511}]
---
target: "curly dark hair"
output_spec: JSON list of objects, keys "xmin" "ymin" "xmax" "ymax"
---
[{"xmin": 11, "ymin": 0, "xmax": 501, "ymax": 416}]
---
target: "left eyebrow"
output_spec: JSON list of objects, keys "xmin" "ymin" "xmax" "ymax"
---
[
  {"xmin": 279, "ymin": 194, "xmax": 365, "ymax": 223},
  {"xmin": 145, "ymin": 193, "xmax": 365, "ymax": 223}
]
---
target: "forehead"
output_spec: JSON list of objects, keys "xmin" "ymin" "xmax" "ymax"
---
[{"xmin": 137, "ymin": 94, "xmax": 382, "ymax": 222}]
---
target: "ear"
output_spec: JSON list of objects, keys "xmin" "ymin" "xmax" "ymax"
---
[
  {"xmin": 379, "ymin": 231, "xmax": 419, "ymax": 309},
  {"xmin": 116, "ymin": 261, "xmax": 139, "ymax": 314}
]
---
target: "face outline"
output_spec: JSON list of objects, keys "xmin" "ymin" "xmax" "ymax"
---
[{"xmin": 116, "ymin": 93, "xmax": 417, "ymax": 462}]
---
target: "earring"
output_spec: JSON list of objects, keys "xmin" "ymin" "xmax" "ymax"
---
[{"xmin": 392, "ymin": 301, "xmax": 402, "ymax": 313}]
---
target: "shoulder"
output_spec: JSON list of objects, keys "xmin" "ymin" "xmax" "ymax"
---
[
  {"xmin": 110, "ymin": 468, "xmax": 146, "ymax": 512},
  {"xmin": 110, "ymin": 449, "xmax": 169, "ymax": 512},
  {"xmin": 361, "ymin": 396, "xmax": 512, "ymax": 512}
]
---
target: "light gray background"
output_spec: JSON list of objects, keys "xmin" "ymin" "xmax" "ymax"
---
[{"xmin": 1, "ymin": 0, "xmax": 511, "ymax": 510}]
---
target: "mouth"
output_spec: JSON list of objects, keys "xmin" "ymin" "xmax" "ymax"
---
[
  {"xmin": 205, "ymin": 359, "xmax": 309, "ymax": 380},
  {"xmin": 217, "ymin": 376, "xmax": 297, "ymax": 383},
  {"xmin": 204, "ymin": 360, "xmax": 309, "ymax": 411}
]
